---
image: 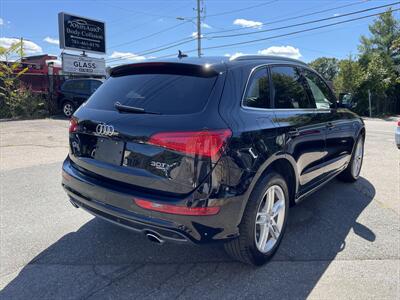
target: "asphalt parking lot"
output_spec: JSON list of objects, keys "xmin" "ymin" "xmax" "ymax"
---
[{"xmin": 0, "ymin": 117, "xmax": 399, "ymax": 299}]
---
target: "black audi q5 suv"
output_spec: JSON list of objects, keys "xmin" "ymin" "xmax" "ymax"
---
[{"xmin": 62, "ymin": 55, "xmax": 365, "ymax": 265}]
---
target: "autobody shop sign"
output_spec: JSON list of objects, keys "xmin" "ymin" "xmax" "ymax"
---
[
  {"xmin": 58, "ymin": 12, "xmax": 106, "ymax": 54},
  {"xmin": 62, "ymin": 53, "xmax": 106, "ymax": 76}
]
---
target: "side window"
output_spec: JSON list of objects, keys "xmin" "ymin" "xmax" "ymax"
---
[
  {"xmin": 303, "ymin": 69, "xmax": 335, "ymax": 109},
  {"xmin": 62, "ymin": 81, "xmax": 73, "ymax": 91},
  {"xmin": 271, "ymin": 66, "xmax": 314, "ymax": 109},
  {"xmin": 91, "ymin": 80, "xmax": 102, "ymax": 93},
  {"xmin": 243, "ymin": 67, "xmax": 270, "ymax": 109},
  {"xmin": 75, "ymin": 80, "xmax": 90, "ymax": 94}
]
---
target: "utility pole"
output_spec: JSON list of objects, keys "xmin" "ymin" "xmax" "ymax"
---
[
  {"xmin": 196, "ymin": 0, "xmax": 202, "ymax": 57},
  {"xmin": 368, "ymin": 89, "xmax": 372, "ymax": 117},
  {"xmin": 20, "ymin": 37, "xmax": 23, "ymax": 61}
]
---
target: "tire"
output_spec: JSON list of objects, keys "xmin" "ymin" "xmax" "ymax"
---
[
  {"xmin": 337, "ymin": 134, "xmax": 364, "ymax": 182},
  {"xmin": 224, "ymin": 172, "xmax": 289, "ymax": 266},
  {"xmin": 62, "ymin": 101, "xmax": 75, "ymax": 118}
]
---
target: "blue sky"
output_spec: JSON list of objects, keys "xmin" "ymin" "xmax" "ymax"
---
[{"xmin": 0, "ymin": 0, "xmax": 398, "ymax": 65}]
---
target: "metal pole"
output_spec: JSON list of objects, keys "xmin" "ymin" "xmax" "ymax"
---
[
  {"xmin": 196, "ymin": 0, "xmax": 201, "ymax": 57},
  {"xmin": 368, "ymin": 89, "xmax": 372, "ymax": 117},
  {"xmin": 20, "ymin": 37, "xmax": 23, "ymax": 60}
]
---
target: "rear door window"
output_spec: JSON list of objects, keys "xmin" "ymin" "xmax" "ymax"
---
[
  {"xmin": 271, "ymin": 66, "xmax": 314, "ymax": 109},
  {"xmin": 303, "ymin": 69, "xmax": 335, "ymax": 109},
  {"xmin": 243, "ymin": 67, "xmax": 271, "ymax": 109},
  {"xmin": 85, "ymin": 73, "xmax": 217, "ymax": 115}
]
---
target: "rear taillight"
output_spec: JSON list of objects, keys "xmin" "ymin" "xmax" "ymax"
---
[
  {"xmin": 397, "ymin": 120, "xmax": 400, "ymax": 127},
  {"xmin": 148, "ymin": 129, "xmax": 232, "ymax": 158},
  {"xmin": 134, "ymin": 198, "xmax": 220, "ymax": 216},
  {"xmin": 69, "ymin": 117, "xmax": 78, "ymax": 133}
]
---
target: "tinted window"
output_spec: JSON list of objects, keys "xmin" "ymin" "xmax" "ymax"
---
[
  {"xmin": 243, "ymin": 67, "xmax": 270, "ymax": 109},
  {"xmin": 303, "ymin": 69, "xmax": 335, "ymax": 109},
  {"xmin": 85, "ymin": 74, "xmax": 217, "ymax": 115},
  {"xmin": 61, "ymin": 81, "xmax": 74, "ymax": 91},
  {"xmin": 91, "ymin": 80, "xmax": 102, "ymax": 93},
  {"xmin": 62, "ymin": 80, "xmax": 90, "ymax": 93},
  {"xmin": 271, "ymin": 66, "xmax": 313, "ymax": 109}
]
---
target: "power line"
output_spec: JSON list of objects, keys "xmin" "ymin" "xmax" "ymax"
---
[
  {"xmin": 204, "ymin": 2, "xmax": 399, "ymax": 39},
  {"xmin": 106, "ymin": 37, "xmax": 195, "ymax": 63},
  {"xmin": 179, "ymin": 9, "xmax": 400, "ymax": 54},
  {"xmin": 105, "ymin": 0, "xmax": 370, "ymax": 58},
  {"xmin": 205, "ymin": 0, "xmax": 371, "ymax": 35},
  {"xmin": 107, "ymin": 3, "xmax": 397, "ymax": 63},
  {"xmin": 131, "ymin": 15, "xmax": 383, "ymax": 62},
  {"xmin": 206, "ymin": 0, "xmax": 279, "ymax": 17},
  {"xmin": 105, "ymin": 1, "xmax": 193, "ymax": 44},
  {"xmin": 109, "ymin": 20, "xmax": 192, "ymax": 49}
]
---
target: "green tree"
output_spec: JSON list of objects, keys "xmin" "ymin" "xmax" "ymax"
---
[
  {"xmin": 334, "ymin": 55, "xmax": 363, "ymax": 95},
  {"xmin": 359, "ymin": 8, "xmax": 400, "ymax": 62},
  {"xmin": 309, "ymin": 57, "xmax": 339, "ymax": 81},
  {"xmin": 357, "ymin": 9, "xmax": 400, "ymax": 115},
  {"xmin": 355, "ymin": 53, "xmax": 397, "ymax": 115}
]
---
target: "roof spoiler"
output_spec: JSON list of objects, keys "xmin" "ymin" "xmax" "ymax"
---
[{"xmin": 110, "ymin": 62, "xmax": 218, "ymax": 78}]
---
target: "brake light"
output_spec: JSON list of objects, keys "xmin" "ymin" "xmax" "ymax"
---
[
  {"xmin": 69, "ymin": 117, "xmax": 78, "ymax": 133},
  {"xmin": 397, "ymin": 120, "xmax": 400, "ymax": 127},
  {"xmin": 148, "ymin": 129, "xmax": 232, "ymax": 157},
  {"xmin": 134, "ymin": 198, "xmax": 220, "ymax": 216}
]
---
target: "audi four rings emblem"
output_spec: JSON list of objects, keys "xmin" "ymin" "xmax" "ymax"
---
[{"xmin": 96, "ymin": 123, "xmax": 115, "ymax": 136}]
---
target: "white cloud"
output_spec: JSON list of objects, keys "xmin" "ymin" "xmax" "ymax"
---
[
  {"xmin": 201, "ymin": 23, "xmax": 212, "ymax": 29},
  {"xmin": 258, "ymin": 45, "xmax": 302, "ymax": 59},
  {"xmin": 233, "ymin": 18, "xmax": 263, "ymax": 29},
  {"xmin": 224, "ymin": 52, "xmax": 247, "ymax": 60},
  {"xmin": 0, "ymin": 18, "xmax": 3, "ymax": 26},
  {"xmin": 109, "ymin": 51, "xmax": 146, "ymax": 61},
  {"xmin": 333, "ymin": 13, "xmax": 341, "ymax": 17},
  {"xmin": 43, "ymin": 37, "xmax": 59, "ymax": 45},
  {"xmin": 0, "ymin": 37, "xmax": 42, "ymax": 54},
  {"xmin": 191, "ymin": 32, "xmax": 204, "ymax": 38}
]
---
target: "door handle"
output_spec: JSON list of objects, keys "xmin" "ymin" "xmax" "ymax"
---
[
  {"xmin": 326, "ymin": 122, "xmax": 335, "ymax": 129},
  {"xmin": 288, "ymin": 129, "xmax": 300, "ymax": 137}
]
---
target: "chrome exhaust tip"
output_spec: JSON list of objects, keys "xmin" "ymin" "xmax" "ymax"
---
[
  {"xmin": 145, "ymin": 232, "xmax": 165, "ymax": 245},
  {"xmin": 69, "ymin": 199, "xmax": 79, "ymax": 208}
]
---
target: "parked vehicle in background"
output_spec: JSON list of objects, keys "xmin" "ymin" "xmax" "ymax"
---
[
  {"xmin": 339, "ymin": 92, "xmax": 355, "ymax": 109},
  {"xmin": 58, "ymin": 78, "xmax": 104, "ymax": 117},
  {"xmin": 395, "ymin": 120, "xmax": 400, "ymax": 149},
  {"xmin": 62, "ymin": 56, "xmax": 365, "ymax": 266}
]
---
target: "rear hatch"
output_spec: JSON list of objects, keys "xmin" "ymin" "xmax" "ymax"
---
[{"xmin": 69, "ymin": 62, "xmax": 230, "ymax": 197}]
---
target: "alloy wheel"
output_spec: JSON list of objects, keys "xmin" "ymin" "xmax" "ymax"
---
[
  {"xmin": 63, "ymin": 103, "xmax": 73, "ymax": 117},
  {"xmin": 351, "ymin": 138, "xmax": 364, "ymax": 178},
  {"xmin": 255, "ymin": 185, "xmax": 286, "ymax": 253}
]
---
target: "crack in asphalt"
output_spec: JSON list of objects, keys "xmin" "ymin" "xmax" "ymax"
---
[{"xmin": 82, "ymin": 263, "xmax": 147, "ymax": 300}]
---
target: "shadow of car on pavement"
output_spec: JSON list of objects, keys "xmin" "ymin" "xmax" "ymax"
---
[{"xmin": 0, "ymin": 177, "xmax": 376, "ymax": 299}]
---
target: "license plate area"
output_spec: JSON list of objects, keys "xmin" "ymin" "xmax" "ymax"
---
[{"xmin": 94, "ymin": 138, "xmax": 125, "ymax": 165}]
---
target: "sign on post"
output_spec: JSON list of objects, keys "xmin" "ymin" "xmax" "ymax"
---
[
  {"xmin": 62, "ymin": 53, "xmax": 106, "ymax": 76},
  {"xmin": 58, "ymin": 12, "xmax": 106, "ymax": 54}
]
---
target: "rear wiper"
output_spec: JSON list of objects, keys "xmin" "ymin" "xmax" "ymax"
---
[{"xmin": 114, "ymin": 102, "xmax": 161, "ymax": 115}]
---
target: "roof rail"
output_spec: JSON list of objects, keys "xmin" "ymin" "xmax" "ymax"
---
[{"xmin": 231, "ymin": 55, "xmax": 307, "ymax": 65}]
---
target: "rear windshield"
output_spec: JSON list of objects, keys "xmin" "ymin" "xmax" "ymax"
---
[{"xmin": 85, "ymin": 73, "xmax": 218, "ymax": 115}]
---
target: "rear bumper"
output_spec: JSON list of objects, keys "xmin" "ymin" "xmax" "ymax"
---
[{"xmin": 62, "ymin": 157, "xmax": 242, "ymax": 244}]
